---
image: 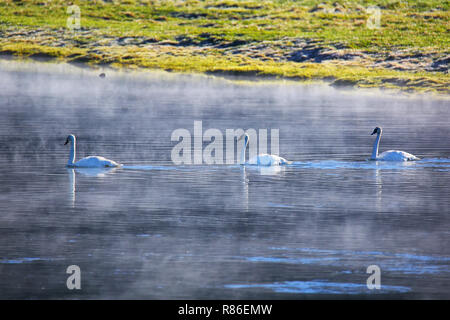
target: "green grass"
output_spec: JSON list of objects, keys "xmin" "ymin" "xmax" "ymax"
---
[{"xmin": 0, "ymin": 0, "xmax": 449, "ymax": 93}]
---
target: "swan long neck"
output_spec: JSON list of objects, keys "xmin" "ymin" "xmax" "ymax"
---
[
  {"xmin": 68, "ymin": 137, "xmax": 76, "ymax": 166},
  {"xmin": 371, "ymin": 132, "xmax": 381, "ymax": 160},
  {"xmin": 240, "ymin": 136, "xmax": 248, "ymax": 164}
]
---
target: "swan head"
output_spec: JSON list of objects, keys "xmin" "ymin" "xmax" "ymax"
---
[
  {"xmin": 64, "ymin": 134, "xmax": 76, "ymax": 145},
  {"xmin": 371, "ymin": 127, "xmax": 382, "ymax": 135}
]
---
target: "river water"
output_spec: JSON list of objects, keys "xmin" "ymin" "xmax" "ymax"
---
[{"xmin": 0, "ymin": 60, "xmax": 449, "ymax": 299}]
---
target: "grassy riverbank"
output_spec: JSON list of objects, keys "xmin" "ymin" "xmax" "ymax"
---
[{"xmin": 0, "ymin": 0, "xmax": 448, "ymax": 93}]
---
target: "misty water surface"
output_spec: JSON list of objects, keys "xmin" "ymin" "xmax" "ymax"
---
[{"xmin": 0, "ymin": 60, "xmax": 449, "ymax": 299}]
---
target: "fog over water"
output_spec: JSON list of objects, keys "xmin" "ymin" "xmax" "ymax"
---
[{"xmin": 0, "ymin": 60, "xmax": 449, "ymax": 299}]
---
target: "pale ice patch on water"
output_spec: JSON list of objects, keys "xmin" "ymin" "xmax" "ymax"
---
[
  {"xmin": 0, "ymin": 257, "xmax": 62, "ymax": 264},
  {"xmin": 254, "ymin": 247, "xmax": 450, "ymax": 275},
  {"xmin": 223, "ymin": 246, "xmax": 448, "ymax": 294},
  {"xmin": 225, "ymin": 280, "xmax": 411, "ymax": 294},
  {"xmin": 244, "ymin": 256, "xmax": 340, "ymax": 264},
  {"xmin": 270, "ymin": 247, "xmax": 450, "ymax": 261}
]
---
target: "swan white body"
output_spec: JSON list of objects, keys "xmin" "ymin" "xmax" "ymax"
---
[
  {"xmin": 375, "ymin": 150, "xmax": 419, "ymax": 161},
  {"xmin": 70, "ymin": 156, "xmax": 120, "ymax": 168},
  {"xmin": 247, "ymin": 154, "xmax": 290, "ymax": 166},
  {"xmin": 370, "ymin": 127, "xmax": 419, "ymax": 161},
  {"xmin": 65, "ymin": 134, "xmax": 120, "ymax": 168},
  {"xmin": 239, "ymin": 133, "xmax": 290, "ymax": 166}
]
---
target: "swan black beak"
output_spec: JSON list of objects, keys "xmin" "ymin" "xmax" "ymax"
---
[
  {"xmin": 64, "ymin": 139, "xmax": 69, "ymax": 145},
  {"xmin": 371, "ymin": 132, "xmax": 375, "ymax": 135}
]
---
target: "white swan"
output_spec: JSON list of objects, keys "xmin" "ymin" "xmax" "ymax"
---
[
  {"xmin": 64, "ymin": 134, "xmax": 120, "ymax": 168},
  {"xmin": 370, "ymin": 127, "xmax": 419, "ymax": 161},
  {"xmin": 238, "ymin": 133, "xmax": 290, "ymax": 166}
]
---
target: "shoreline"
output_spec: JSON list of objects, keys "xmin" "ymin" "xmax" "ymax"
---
[
  {"xmin": 1, "ymin": 41, "xmax": 448, "ymax": 95},
  {"xmin": 2, "ymin": 57, "xmax": 449, "ymax": 102}
]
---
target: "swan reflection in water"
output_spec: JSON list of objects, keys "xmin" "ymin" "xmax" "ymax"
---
[
  {"xmin": 258, "ymin": 166, "xmax": 284, "ymax": 175},
  {"xmin": 67, "ymin": 167, "xmax": 118, "ymax": 207},
  {"xmin": 374, "ymin": 166, "xmax": 383, "ymax": 212},
  {"xmin": 240, "ymin": 165, "xmax": 286, "ymax": 212}
]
